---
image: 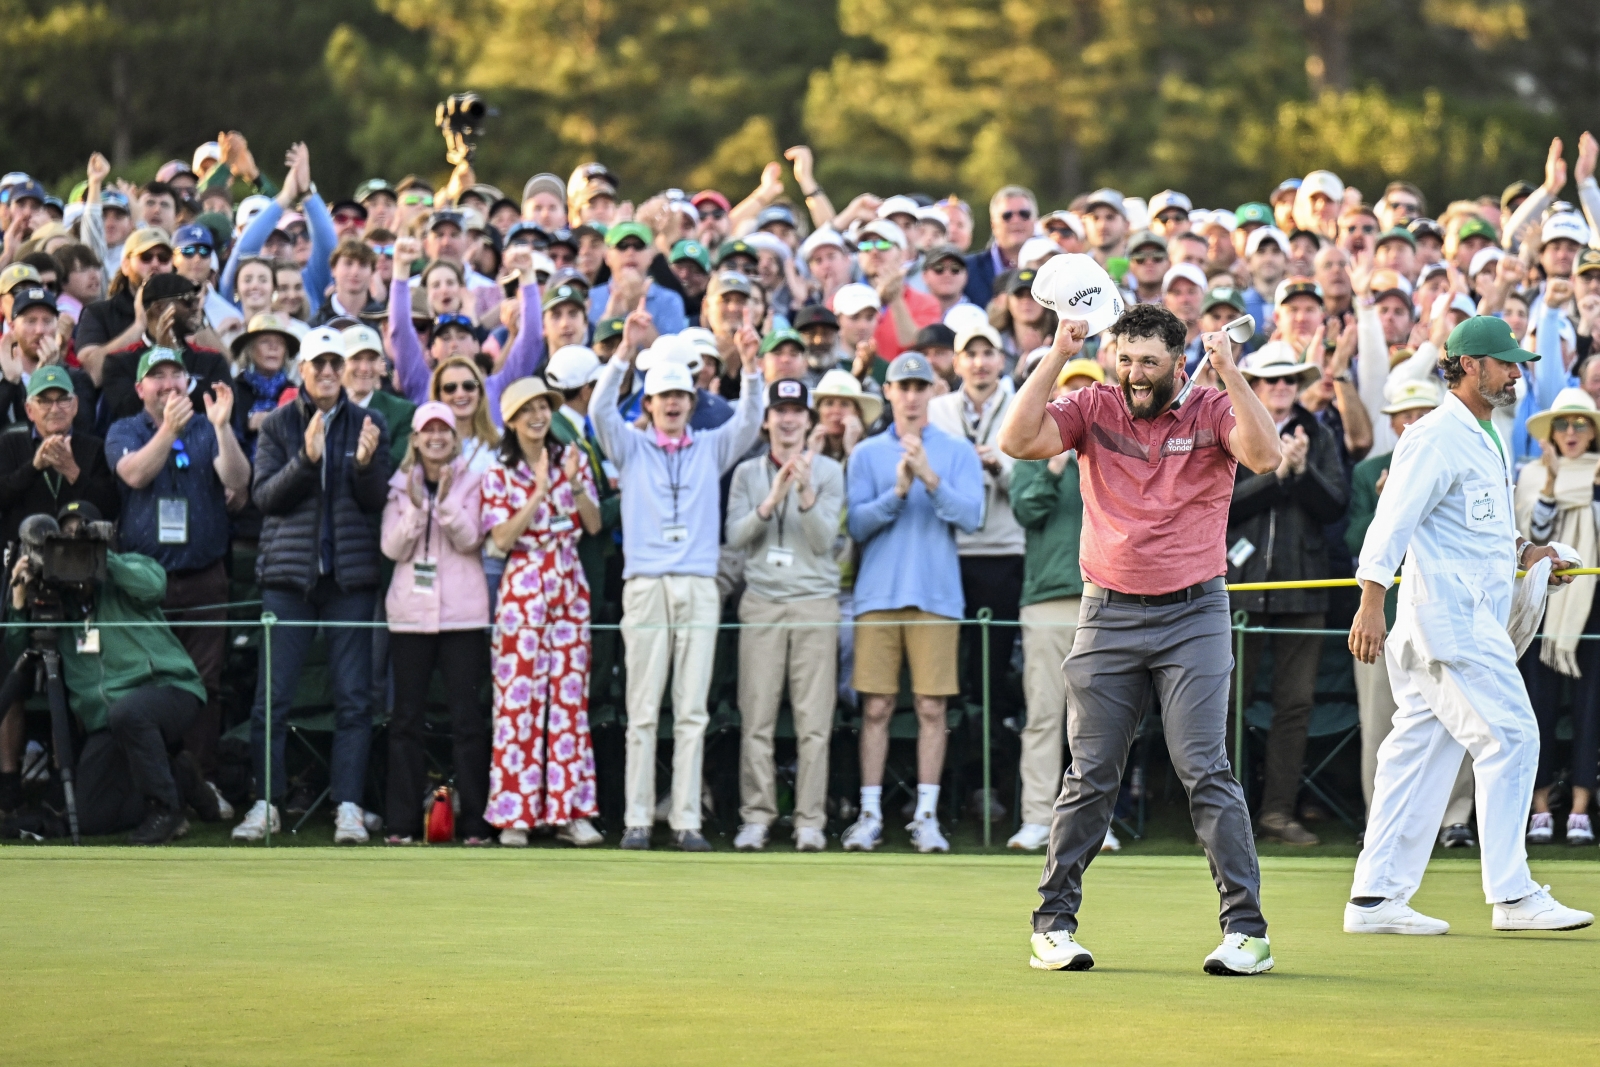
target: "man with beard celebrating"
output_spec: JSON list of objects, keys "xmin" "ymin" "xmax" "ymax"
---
[
  {"xmin": 1346, "ymin": 317, "xmax": 1593, "ymax": 935},
  {"xmin": 999, "ymin": 302, "xmax": 1285, "ymax": 976}
]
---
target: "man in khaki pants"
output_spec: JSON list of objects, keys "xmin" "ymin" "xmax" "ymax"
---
[
  {"xmin": 726, "ymin": 379, "xmax": 845, "ymax": 852},
  {"xmin": 591, "ymin": 329, "xmax": 765, "ymax": 851},
  {"xmin": 1007, "ymin": 359, "xmax": 1097, "ymax": 851}
]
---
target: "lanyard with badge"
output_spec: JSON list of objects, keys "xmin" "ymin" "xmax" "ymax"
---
[
  {"xmin": 157, "ymin": 434, "xmax": 192, "ymax": 545},
  {"xmin": 412, "ymin": 482, "xmax": 438, "ymax": 592},
  {"xmin": 662, "ymin": 447, "xmax": 689, "ymax": 544},
  {"xmin": 763, "ymin": 457, "xmax": 795, "ymax": 568}
]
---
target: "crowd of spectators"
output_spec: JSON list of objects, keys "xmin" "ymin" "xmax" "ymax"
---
[{"xmin": 2, "ymin": 127, "xmax": 1600, "ymax": 850}]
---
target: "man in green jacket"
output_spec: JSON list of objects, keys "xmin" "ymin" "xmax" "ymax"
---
[
  {"xmin": 1344, "ymin": 376, "xmax": 1475, "ymax": 846},
  {"xmin": 7, "ymin": 503, "xmax": 206, "ymax": 844},
  {"xmin": 1006, "ymin": 360, "xmax": 1094, "ymax": 851}
]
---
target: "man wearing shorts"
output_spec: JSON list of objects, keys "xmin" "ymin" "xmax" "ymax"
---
[
  {"xmin": 999, "ymin": 304, "xmax": 1286, "ymax": 975},
  {"xmin": 843, "ymin": 352, "xmax": 984, "ymax": 853}
]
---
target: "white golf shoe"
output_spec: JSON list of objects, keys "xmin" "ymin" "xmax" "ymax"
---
[
  {"xmin": 1029, "ymin": 930, "xmax": 1094, "ymax": 971},
  {"xmin": 908, "ymin": 817, "xmax": 950, "ymax": 853},
  {"xmin": 230, "ymin": 801, "xmax": 279, "ymax": 842},
  {"xmin": 1343, "ymin": 898, "xmax": 1449, "ymax": 935},
  {"xmin": 733, "ymin": 823, "xmax": 768, "ymax": 851},
  {"xmin": 1203, "ymin": 933, "xmax": 1274, "ymax": 976},
  {"xmin": 1007, "ymin": 823, "xmax": 1051, "ymax": 850},
  {"xmin": 333, "ymin": 802, "xmax": 370, "ymax": 844},
  {"xmin": 1101, "ymin": 827, "xmax": 1122, "ymax": 852},
  {"xmin": 1492, "ymin": 886, "xmax": 1594, "ymax": 931}
]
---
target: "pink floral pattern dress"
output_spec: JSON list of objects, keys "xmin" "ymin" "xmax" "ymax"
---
[{"xmin": 480, "ymin": 452, "xmax": 598, "ymax": 829}]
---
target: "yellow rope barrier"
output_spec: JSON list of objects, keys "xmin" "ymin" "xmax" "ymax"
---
[{"xmin": 1224, "ymin": 567, "xmax": 1600, "ymax": 592}]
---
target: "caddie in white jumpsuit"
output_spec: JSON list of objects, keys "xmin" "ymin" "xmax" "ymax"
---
[{"xmin": 1345, "ymin": 316, "xmax": 1592, "ymax": 935}]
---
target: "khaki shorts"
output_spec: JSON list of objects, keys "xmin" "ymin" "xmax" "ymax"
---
[{"xmin": 851, "ymin": 609, "xmax": 960, "ymax": 696}]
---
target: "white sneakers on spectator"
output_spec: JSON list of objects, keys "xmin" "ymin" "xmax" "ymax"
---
[
  {"xmin": 794, "ymin": 826, "xmax": 827, "ymax": 852},
  {"xmin": 1008, "ymin": 823, "xmax": 1051, "ymax": 851},
  {"xmin": 908, "ymin": 817, "xmax": 949, "ymax": 853},
  {"xmin": 333, "ymin": 802, "xmax": 369, "ymax": 844},
  {"xmin": 209, "ymin": 783, "xmax": 235, "ymax": 821},
  {"xmin": 1102, "ymin": 827, "xmax": 1122, "ymax": 852},
  {"xmin": 1568, "ymin": 813, "xmax": 1595, "ymax": 846},
  {"xmin": 1527, "ymin": 811, "xmax": 1554, "ymax": 843},
  {"xmin": 842, "ymin": 815, "xmax": 883, "ymax": 851},
  {"xmin": 499, "ymin": 828, "xmax": 529, "ymax": 847},
  {"xmin": 1492, "ymin": 886, "xmax": 1594, "ymax": 931},
  {"xmin": 1343, "ymin": 898, "xmax": 1450, "ymax": 935},
  {"xmin": 556, "ymin": 818, "xmax": 603, "ymax": 847},
  {"xmin": 230, "ymin": 800, "xmax": 279, "ymax": 842},
  {"xmin": 1029, "ymin": 930, "xmax": 1094, "ymax": 971},
  {"xmin": 733, "ymin": 823, "xmax": 768, "ymax": 851}
]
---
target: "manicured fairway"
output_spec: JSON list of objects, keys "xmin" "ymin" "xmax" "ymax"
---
[{"xmin": 3, "ymin": 849, "xmax": 1595, "ymax": 1065}]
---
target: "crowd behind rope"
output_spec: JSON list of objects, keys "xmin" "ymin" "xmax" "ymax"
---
[{"xmin": 2, "ymin": 129, "xmax": 1600, "ymax": 850}]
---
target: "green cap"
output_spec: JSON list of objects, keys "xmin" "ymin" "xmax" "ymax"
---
[
  {"xmin": 1202, "ymin": 286, "xmax": 1247, "ymax": 314},
  {"xmin": 1447, "ymin": 315, "xmax": 1539, "ymax": 363},
  {"xmin": 713, "ymin": 239, "xmax": 756, "ymax": 266},
  {"xmin": 136, "ymin": 346, "xmax": 186, "ymax": 380},
  {"xmin": 759, "ymin": 328, "xmax": 805, "ymax": 356},
  {"xmin": 669, "ymin": 239, "xmax": 710, "ymax": 271},
  {"xmin": 593, "ymin": 316, "xmax": 627, "ymax": 343},
  {"xmin": 604, "ymin": 220, "xmax": 653, "ymax": 248},
  {"xmin": 1375, "ymin": 225, "xmax": 1416, "ymax": 250},
  {"xmin": 542, "ymin": 284, "xmax": 587, "ymax": 313},
  {"xmin": 26, "ymin": 364, "xmax": 74, "ymax": 400},
  {"xmin": 1234, "ymin": 202, "xmax": 1273, "ymax": 227},
  {"xmin": 1456, "ymin": 217, "xmax": 1497, "ymax": 243}
]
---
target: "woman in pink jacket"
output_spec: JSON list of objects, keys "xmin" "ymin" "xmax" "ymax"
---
[{"xmin": 380, "ymin": 401, "xmax": 493, "ymax": 844}]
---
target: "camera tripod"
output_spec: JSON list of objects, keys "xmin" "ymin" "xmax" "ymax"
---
[{"xmin": 0, "ymin": 626, "xmax": 81, "ymax": 845}]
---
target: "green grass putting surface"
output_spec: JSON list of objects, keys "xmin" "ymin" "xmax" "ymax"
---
[{"xmin": 3, "ymin": 850, "xmax": 1596, "ymax": 1065}]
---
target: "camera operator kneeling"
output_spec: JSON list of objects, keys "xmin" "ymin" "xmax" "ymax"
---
[{"xmin": 6, "ymin": 503, "xmax": 207, "ymax": 844}]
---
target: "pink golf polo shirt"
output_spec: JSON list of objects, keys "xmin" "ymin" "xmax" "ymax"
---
[{"xmin": 1046, "ymin": 382, "xmax": 1239, "ymax": 595}]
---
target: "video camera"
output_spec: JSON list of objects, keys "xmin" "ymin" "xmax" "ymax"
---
[
  {"xmin": 8, "ymin": 512, "xmax": 113, "ymax": 624},
  {"xmin": 436, "ymin": 92, "xmax": 494, "ymax": 166}
]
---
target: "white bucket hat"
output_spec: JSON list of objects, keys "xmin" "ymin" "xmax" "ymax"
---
[{"xmin": 1029, "ymin": 253, "xmax": 1124, "ymax": 336}]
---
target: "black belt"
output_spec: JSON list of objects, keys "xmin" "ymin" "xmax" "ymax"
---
[{"xmin": 1083, "ymin": 578, "xmax": 1223, "ymax": 607}]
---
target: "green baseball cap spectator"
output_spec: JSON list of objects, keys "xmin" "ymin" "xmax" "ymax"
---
[
  {"xmin": 1375, "ymin": 226, "xmax": 1416, "ymax": 250},
  {"xmin": 1456, "ymin": 217, "xmax": 1498, "ymax": 243},
  {"xmin": 670, "ymin": 239, "xmax": 711, "ymax": 272},
  {"xmin": 759, "ymin": 328, "xmax": 805, "ymax": 355},
  {"xmin": 1234, "ymin": 202, "xmax": 1273, "ymax": 227},
  {"xmin": 136, "ymin": 346, "xmax": 186, "ymax": 380},
  {"xmin": 713, "ymin": 239, "xmax": 757, "ymax": 267},
  {"xmin": 605, "ymin": 220, "xmax": 653, "ymax": 248},
  {"xmin": 354, "ymin": 179, "xmax": 396, "ymax": 203},
  {"xmin": 26, "ymin": 364, "xmax": 74, "ymax": 399},
  {"xmin": 542, "ymin": 284, "xmax": 587, "ymax": 313},
  {"xmin": 1202, "ymin": 286, "xmax": 1247, "ymax": 315},
  {"xmin": 1446, "ymin": 315, "xmax": 1538, "ymax": 362},
  {"xmin": 593, "ymin": 316, "xmax": 628, "ymax": 344}
]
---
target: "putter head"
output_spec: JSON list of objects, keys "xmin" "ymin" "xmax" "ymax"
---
[{"xmin": 1224, "ymin": 314, "xmax": 1256, "ymax": 345}]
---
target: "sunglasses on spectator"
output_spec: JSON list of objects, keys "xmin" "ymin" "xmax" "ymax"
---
[
  {"xmin": 1130, "ymin": 252, "xmax": 1168, "ymax": 264},
  {"xmin": 139, "ymin": 249, "xmax": 173, "ymax": 265},
  {"xmin": 1000, "ymin": 209, "xmax": 1033, "ymax": 222},
  {"xmin": 1344, "ymin": 223, "xmax": 1378, "ymax": 234},
  {"xmin": 614, "ymin": 239, "xmax": 648, "ymax": 252},
  {"xmin": 1553, "ymin": 417, "xmax": 1594, "ymax": 434},
  {"xmin": 333, "ymin": 211, "xmax": 365, "ymax": 225},
  {"xmin": 1156, "ymin": 211, "xmax": 1188, "ymax": 223},
  {"xmin": 1387, "ymin": 199, "xmax": 1419, "ymax": 214},
  {"xmin": 177, "ymin": 244, "xmax": 212, "ymax": 257},
  {"xmin": 439, "ymin": 379, "xmax": 480, "ymax": 395},
  {"xmin": 700, "ymin": 207, "xmax": 727, "ymax": 220},
  {"xmin": 290, "ymin": 231, "xmax": 311, "ymax": 244},
  {"xmin": 371, "ymin": 244, "xmax": 395, "ymax": 257},
  {"xmin": 857, "ymin": 239, "xmax": 896, "ymax": 252},
  {"xmin": 402, "ymin": 193, "xmax": 433, "ymax": 207},
  {"xmin": 926, "ymin": 263, "xmax": 966, "ymax": 275}
]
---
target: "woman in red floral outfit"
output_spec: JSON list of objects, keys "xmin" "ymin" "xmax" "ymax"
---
[{"xmin": 481, "ymin": 377, "xmax": 604, "ymax": 847}]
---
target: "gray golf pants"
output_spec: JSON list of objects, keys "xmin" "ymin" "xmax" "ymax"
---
[{"xmin": 1032, "ymin": 583, "xmax": 1267, "ymax": 937}]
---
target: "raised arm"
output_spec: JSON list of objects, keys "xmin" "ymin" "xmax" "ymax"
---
[
  {"xmin": 300, "ymin": 188, "xmax": 338, "ymax": 305},
  {"xmin": 487, "ymin": 268, "xmax": 545, "ymax": 400},
  {"xmin": 1212, "ymin": 331, "xmax": 1284, "ymax": 473},
  {"xmin": 999, "ymin": 319, "xmax": 1083, "ymax": 459},
  {"xmin": 387, "ymin": 269, "xmax": 431, "ymax": 405}
]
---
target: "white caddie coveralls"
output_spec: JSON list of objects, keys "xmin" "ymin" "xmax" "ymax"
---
[{"xmin": 1351, "ymin": 391, "xmax": 1542, "ymax": 905}]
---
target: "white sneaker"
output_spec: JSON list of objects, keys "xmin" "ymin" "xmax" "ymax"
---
[
  {"xmin": 1101, "ymin": 827, "xmax": 1122, "ymax": 852},
  {"xmin": 208, "ymin": 782, "xmax": 235, "ymax": 821},
  {"xmin": 230, "ymin": 800, "xmax": 279, "ymax": 842},
  {"xmin": 333, "ymin": 802, "xmax": 370, "ymax": 844},
  {"xmin": 1007, "ymin": 823, "xmax": 1051, "ymax": 850},
  {"xmin": 1567, "ymin": 813, "xmax": 1595, "ymax": 846},
  {"xmin": 499, "ymin": 828, "xmax": 529, "ymax": 847},
  {"xmin": 1343, "ymin": 898, "xmax": 1450, "ymax": 935},
  {"xmin": 1527, "ymin": 812, "xmax": 1554, "ymax": 844},
  {"xmin": 908, "ymin": 816, "xmax": 950, "ymax": 853},
  {"xmin": 794, "ymin": 826, "xmax": 827, "ymax": 852},
  {"xmin": 1202, "ymin": 932, "xmax": 1274, "ymax": 976},
  {"xmin": 842, "ymin": 815, "xmax": 883, "ymax": 851},
  {"xmin": 1029, "ymin": 930, "xmax": 1094, "ymax": 971},
  {"xmin": 733, "ymin": 823, "xmax": 768, "ymax": 851},
  {"xmin": 1492, "ymin": 886, "xmax": 1594, "ymax": 931},
  {"xmin": 556, "ymin": 818, "xmax": 603, "ymax": 847}
]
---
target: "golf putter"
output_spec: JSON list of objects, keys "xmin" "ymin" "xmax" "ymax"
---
[{"xmin": 1172, "ymin": 314, "xmax": 1255, "ymax": 409}]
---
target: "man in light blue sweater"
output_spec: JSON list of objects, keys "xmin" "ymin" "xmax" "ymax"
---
[
  {"xmin": 591, "ymin": 327, "xmax": 765, "ymax": 851},
  {"xmin": 842, "ymin": 352, "xmax": 984, "ymax": 853}
]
